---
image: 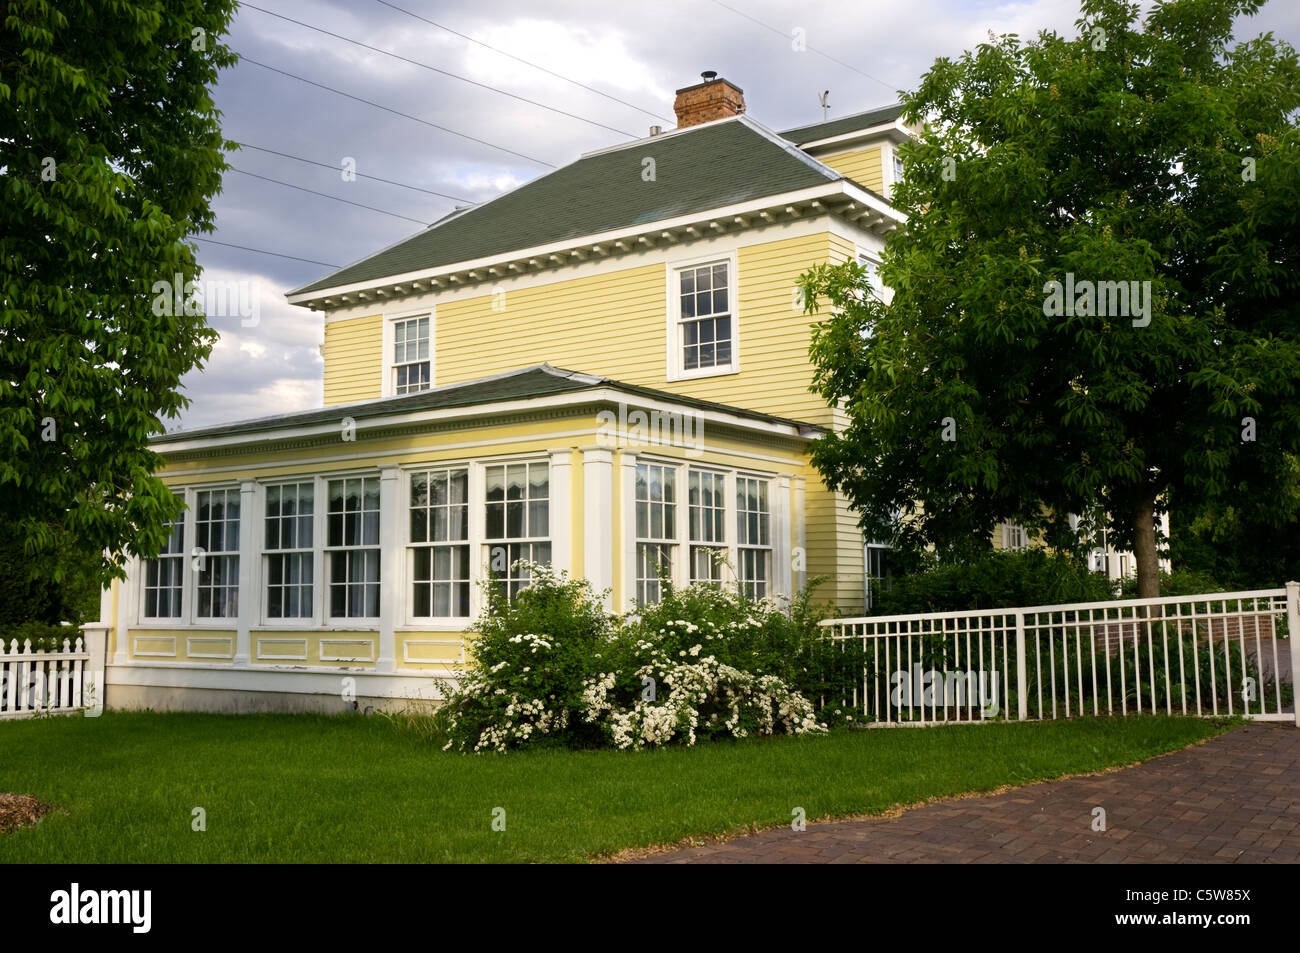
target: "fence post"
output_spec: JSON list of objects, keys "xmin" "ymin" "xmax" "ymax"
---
[
  {"xmin": 1287, "ymin": 582, "xmax": 1300, "ymax": 728},
  {"xmin": 80, "ymin": 623, "xmax": 108, "ymax": 717},
  {"xmin": 1015, "ymin": 611, "xmax": 1028, "ymax": 721}
]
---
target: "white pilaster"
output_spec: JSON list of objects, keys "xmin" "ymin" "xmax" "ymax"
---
[
  {"xmin": 377, "ymin": 466, "xmax": 400, "ymax": 673},
  {"xmin": 619, "ymin": 452, "xmax": 637, "ymax": 612},
  {"xmin": 235, "ymin": 480, "xmax": 257, "ymax": 665},
  {"xmin": 792, "ymin": 475, "xmax": 807, "ymax": 592},
  {"xmin": 548, "ymin": 450, "xmax": 573, "ymax": 576},
  {"xmin": 773, "ymin": 475, "xmax": 792, "ymax": 598},
  {"xmin": 582, "ymin": 447, "xmax": 614, "ymax": 609}
]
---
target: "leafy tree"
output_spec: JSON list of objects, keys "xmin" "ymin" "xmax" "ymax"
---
[
  {"xmin": 800, "ymin": 0, "xmax": 1300, "ymax": 597},
  {"xmin": 0, "ymin": 0, "xmax": 236, "ymax": 600}
]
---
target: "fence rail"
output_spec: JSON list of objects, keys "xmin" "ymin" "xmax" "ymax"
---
[
  {"xmin": 0, "ymin": 636, "xmax": 91, "ymax": 718},
  {"xmin": 818, "ymin": 584, "xmax": 1300, "ymax": 727}
]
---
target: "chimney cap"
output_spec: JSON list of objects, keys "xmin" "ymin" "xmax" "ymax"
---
[{"xmin": 701, "ymin": 70, "xmax": 718, "ymax": 83}]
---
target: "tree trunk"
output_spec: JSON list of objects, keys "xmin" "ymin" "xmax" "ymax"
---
[{"xmin": 1131, "ymin": 489, "xmax": 1161, "ymax": 599}]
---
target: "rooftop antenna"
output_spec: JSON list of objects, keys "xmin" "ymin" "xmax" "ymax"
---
[{"xmin": 819, "ymin": 90, "xmax": 830, "ymax": 121}]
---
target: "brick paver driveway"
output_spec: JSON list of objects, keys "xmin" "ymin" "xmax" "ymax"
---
[{"xmin": 629, "ymin": 723, "xmax": 1300, "ymax": 864}]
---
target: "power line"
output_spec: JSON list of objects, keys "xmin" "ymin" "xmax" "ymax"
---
[
  {"xmin": 228, "ymin": 141, "xmax": 474, "ymax": 203},
  {"xmin": 372, "ymin": 0, "xmax": 673, "ymax": 125},
  {"xmin": 190, "ymin": 237, "xmax": 340, "ymax": 268},
  {"xmin": 707, "ymin": 0, "xmax": 900, "ymax": 92},
  {"xmin": 240, "ymin": 3, "xmax": 637, "ymax": 138},
  {"xmin": 228, "ymin": 166, "xmax": 429, "ymax": 225},
  {"xmin": 239, "ymin": 56, "xmax": 557, "ymax": 168}
]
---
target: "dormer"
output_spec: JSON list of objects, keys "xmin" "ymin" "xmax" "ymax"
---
[{"xmin": 780, "ymin": 104, "xmax": 919, "ymax": 199}]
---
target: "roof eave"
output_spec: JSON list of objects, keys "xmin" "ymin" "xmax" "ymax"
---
[{"xmin": 285, "ymin": 181, "xmax": 904, "ymax": 311}]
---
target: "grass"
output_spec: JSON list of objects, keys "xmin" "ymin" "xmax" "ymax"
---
[{"xmin": 0, "ymin": 711, "xmax": 1231, "ymax": 863}]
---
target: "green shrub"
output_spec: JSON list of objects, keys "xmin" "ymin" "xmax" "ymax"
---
[
  {"xmin": 439, "ymin": 565, "xmax": 827, "ymax": 752},
  {"xmin": 869, "ymin": 549, "xmax": 1117, "ymax": 616}
]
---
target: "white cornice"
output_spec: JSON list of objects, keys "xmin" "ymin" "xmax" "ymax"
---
[{"xmin": 287, "ymin": 180, "xmax": 905, "ymax": 310}]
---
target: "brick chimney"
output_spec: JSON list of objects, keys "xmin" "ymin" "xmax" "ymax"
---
[{"xmin": 673, "ymin": 71, "xmax": 745, "ymax": 129}]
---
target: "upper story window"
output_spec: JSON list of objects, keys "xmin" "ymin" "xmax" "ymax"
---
[
  {"xmin": 393, "ymin": 315, "xmax": 431, "ymax": 395},
  {"xmin": 670, "ymin": 256, "xmax": 737, "ymax": 380}
]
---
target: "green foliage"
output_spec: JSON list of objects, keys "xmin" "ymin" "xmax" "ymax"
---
[
  {"xmin": 799, "ymin": 0, "xmax": 1300, "ymax": 598},
  {"xmin": 869, "ymin": 549, "xmax": 1117, "ymax": 616},
  {"xmin": 1118, "ymin": 567, "xmax": 1229, "ymax": 598},
  {"xmin": 1169, "ymin": 455, "xmax": 1300, "ymax": 588},
  {"xmin": 440, "ymin": 566, "xmax": 828, "ymax": 752},
  {"xmin": 0, "ymin": 0, "xmax": 238, "ymax": 597}
]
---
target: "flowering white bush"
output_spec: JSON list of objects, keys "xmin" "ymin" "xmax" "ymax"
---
[{"xmin": 440, "ymin": 564, "xmax": 826, "ymax": 753}]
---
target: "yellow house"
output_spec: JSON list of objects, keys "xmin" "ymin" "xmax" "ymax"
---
[{"xmin": 100, "ymin": 75, "xmax": 923, "ymax": 712}]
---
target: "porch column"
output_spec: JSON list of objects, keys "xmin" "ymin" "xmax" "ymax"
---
[
  {"xmin": 377, "ymin": 465, "xmax": 400, "ymax": 673},
  {"xmin": 792, "ymin": 475, "xmax": 807, "ymax": 592},
  {"xmin": 548, "ymin": 450, "xmax": 573, "ymax": 575},
  {"xmin": 582, "ymin": 447, "xmax": 614, "ymax": 610},
  {"xmin": 619, "ymin": 451, "xmax": 637, "ymax": 612},
  {"xmin": 234, "ymin": 479, "xmax": 257, "ymax": 665},
  {"xmin": 773, "ymin": 474, "xmax": 792, "ymax": 598}
]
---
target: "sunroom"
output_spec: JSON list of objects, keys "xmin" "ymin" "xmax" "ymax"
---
[{"xmin": 102, "ymin": 364, "xmax": 819, "ymax": 712}]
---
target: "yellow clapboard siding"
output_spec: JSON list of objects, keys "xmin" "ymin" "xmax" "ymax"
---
[
  {"xmin": 322, "ymin": 313, "xmax": 383, "ymax": 405},
  {"xmin": 432, "ymin": 232, "xmax": 840, "ymax": 426},
  {"xmin": 818, "ymin": 146, "xmax": 883, "ymax": 193}
]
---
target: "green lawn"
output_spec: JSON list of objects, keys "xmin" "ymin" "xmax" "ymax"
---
[{"xmin": 0, "ymin": 711, "xmax": 1230, "ymax": 863}]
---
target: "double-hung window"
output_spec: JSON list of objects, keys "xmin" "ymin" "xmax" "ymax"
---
[
  {"xmin": 265, "ymin": 482, "xmax": 314, "ymax": 619},
  {"xmin": 326, "ymin": 476, "xmax": 380, "ymax": 618},
  {"xmin": 687, "ymin": 469, "xmax": 727, "ymax": 583},
  {"xmin": 409, "ymin": 467, "xmax": 470, "ymax": 619},
  {"xmin": 143, "ymin": 499, "xmax": 185, "ymax": 619},
  {"xmin": 735, "ymin": 476, "xmax": 771, "ymax": 599},
  {"xmin": 195, "ymin": 489, "xmax": 240, "ymax": 618},
  {"xmin": 393, "ymin": 315, "xmax": 431, "ymax": 395},
  {"xmin": 675, "ymin": 260, "xmax": 734, "ymax": 375},
  {"xmin": 484, "ymin": 462, "xmax": 549, "ymax": 600},
  {"xmin": 634, "ymin": 462, "xmax": 677, "ymax": 605},
  {"xmin": 1002, "ymin": 523, "xmax": 1027, "ymax": 552}
]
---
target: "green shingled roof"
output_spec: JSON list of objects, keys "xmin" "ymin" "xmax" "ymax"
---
[
  {"xmin": 155, "ymin": 365, "xmax": 820, "ymax": 444},
  {"xmin": 779, "ymin": 103, "xmax": 905, "ymax": 146},
  {"xmin": 289, "ymin": 117, "xmax": 843, "ymax": 297}
]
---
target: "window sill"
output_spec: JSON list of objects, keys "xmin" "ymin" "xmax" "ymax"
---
[{"xmin": 667, "ymin": 365, "xmax": 740, "ymax": 383}]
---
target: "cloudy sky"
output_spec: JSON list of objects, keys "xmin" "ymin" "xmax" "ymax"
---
[{"xmin": 179, "ymin": 0, "xmax": 1300, "ymax": 429}]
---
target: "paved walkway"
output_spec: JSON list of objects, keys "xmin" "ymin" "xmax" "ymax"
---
[{"xmin": 630, "ymin": 723, "xmax": 1300, "ymax": 863}]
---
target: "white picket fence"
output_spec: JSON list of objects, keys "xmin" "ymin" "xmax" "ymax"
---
[
  {"xmin": 819, "ymin": 584, "xmax": 1300, "ymax": 726},
  {"xmin": 0, "ymin": 635, "xmax": 92, "ymax": 718}
]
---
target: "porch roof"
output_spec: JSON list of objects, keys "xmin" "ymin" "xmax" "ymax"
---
[{"xmin": 154, "ymin": 364, "xmax": 823, "ymax": 444}]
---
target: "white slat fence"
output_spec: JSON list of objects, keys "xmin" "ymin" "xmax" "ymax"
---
[
  {"xmin": 0, "ymin": 635, "xmax": 92, "ymax": 718},
  {"xmin": 819, "ymin": 583, "xmax": 1300, "ymax": 727}
]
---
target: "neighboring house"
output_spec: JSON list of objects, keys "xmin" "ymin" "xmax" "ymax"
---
[{"xmin": 95, "ymin": 74, "xmax": 1148, "ymax": 712}]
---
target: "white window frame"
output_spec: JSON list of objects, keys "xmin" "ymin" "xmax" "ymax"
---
[
  {"xmin": 481, "ymin": 457, "xmax": 552, "ymax": 603},
  {"xmin": 405, "ymin": 464, "xmax": 473, "ymax": 624},
  {"xmin": 885, "ymin": 141, "xmax": 905, "ymax": 198},
  {"xmin": 382, "ymin": 309, "xmax": 434, "ymax": 397},
  {"xmin": 141, "ymin": 494, "xmax": 187, "ymax": 622},
  {"xmin": 735, "ymin": 474, "xmax": 772, "ymax": 599},
  {"xmin": 192, "ymin": 486, "xmax": 242, "ymax": 621},
  {"xmin": 1002, "ymin": 523, "xmax": 1027, "ymax": 552},
  {"xmin": 323, "ymin": 472, "xmax": 383, "ymax": 623},
  {"xmin": 262, "ymin": 480, "xmax": 316, "ymax": 623},
  {"xmin": 665, "ymin": 250, "xmax": 740, "ymax": 381},
  {"xmin": 634, "ymin": 460, "xmax": 679, "ymax": 606}
]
